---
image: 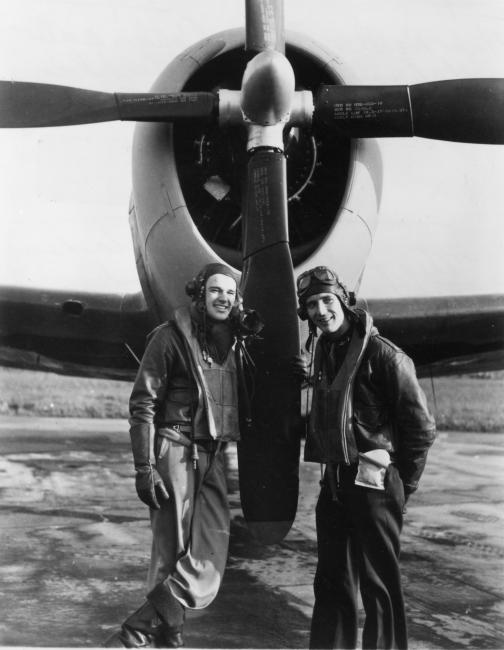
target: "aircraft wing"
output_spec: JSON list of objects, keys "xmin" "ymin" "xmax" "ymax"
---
[
  {"xmin": 366, "ymin": 294, "xmax": 504, "ymax": 377},
  {"xmin": 0, "ymin": 285, "xmax": 154, "ymax": 380},
  {"xmin": 1, "ymin": 286, "xmax": 502, "ymax": 380}
]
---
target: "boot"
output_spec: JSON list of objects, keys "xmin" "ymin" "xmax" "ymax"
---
[
  {"xmin": 104, "ymin": 601, "xmax": 163, "ymax": 648},
  {"xmin": 147, "ymin": 582, "xmax": 186, "ymax": 648},
  {"xmin": 157, "ymin": 624, "xmax": 184, "ymax": 648}
]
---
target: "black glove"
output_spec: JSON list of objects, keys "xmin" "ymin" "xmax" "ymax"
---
[
  {"xmin": 291, "ymin": 353, "xmax": 310, "ymax": 383},
  {"xmin": 130, "ymin": 423, "xmax": 169, "ymax": 509},
  {"xmin": 234, "ymin": 307, "xmax": 264, "ymax": 339},
  {"xmin": 135, "ymin": 463, "xmax": 169, "ymax": 510}
]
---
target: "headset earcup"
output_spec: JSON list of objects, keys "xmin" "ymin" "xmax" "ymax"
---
[
  {"xmin": 185, "ymin": 279, "xmax": 197, "ymax": 297},
  {"xmin": 297, "ymin": 306, "xmax": 308, "ymax": 321}
]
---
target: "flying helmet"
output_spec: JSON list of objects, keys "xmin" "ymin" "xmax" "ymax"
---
[
  {"xmin": 185, "ymin": 262, "xmax": 241, "ymax": 310},
  {"xmin": 296, "ymin": 266, "xmax": 356, "ymax": 320}
]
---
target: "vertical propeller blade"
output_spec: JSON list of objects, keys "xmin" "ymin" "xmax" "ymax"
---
[
  {"xmin": 241, "ymin": 150, "xmax": 298, "ymax": 346},
  {"xmin": 238, "ymin": 147, "xmax": 301, "ymax": 544},
  {"xmin": 245, "ymin": 0, "xmax": 285, "ymax": 54},
  {"xmin": 237, "ymin": 23, "xmax": 301, "ymax": 542}
]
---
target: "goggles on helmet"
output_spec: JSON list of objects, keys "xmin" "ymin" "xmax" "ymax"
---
[
  {"xmin": 296, "ymin": 266, "xmax": 338, "ymax": 294},
  {"xmin": 296, "ymin": 266, "xmax": 352, "ymax": 307}
]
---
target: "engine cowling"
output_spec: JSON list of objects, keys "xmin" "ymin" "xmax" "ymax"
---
[{"xmin": 131, "ymin": 27, "xmax": 382, "ymax": 321}]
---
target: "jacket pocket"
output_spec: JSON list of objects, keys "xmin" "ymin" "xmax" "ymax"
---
[
  {"xmin": 353, "ymin": 404, "xmax": 393, "ymax": 448},
  {"xmin": 354, "ymin": 404, "xmax": 388, "ymax": 430}
]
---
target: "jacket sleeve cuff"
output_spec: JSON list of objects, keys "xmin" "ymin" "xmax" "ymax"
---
[{"xmin": 129, "ymin": 423, "xmax": 155, "ymax": 466}]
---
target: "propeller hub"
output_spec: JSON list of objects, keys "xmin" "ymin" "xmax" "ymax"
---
[
  {"xmin": 247, "ymin": 123, "xmax": 285, "ymax": 151},
  {"xmin": 241, "ymin": 50, "xmax": 295, "ymax": 126}
]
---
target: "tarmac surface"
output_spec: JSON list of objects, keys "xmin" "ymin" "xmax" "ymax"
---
[{"xmin": 0, "ymin": 417, "xmax": 503, "ymax": 649}]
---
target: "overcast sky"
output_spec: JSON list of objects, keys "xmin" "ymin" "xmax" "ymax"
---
[{"xmin": 0, "ymin": 0, "xmax": 502, "ymax": 298}]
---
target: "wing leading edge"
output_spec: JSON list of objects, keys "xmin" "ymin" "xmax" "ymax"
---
[
  {"xmin": 1, "ymin": 288, "xmax": 503, "ymax": 380},
  {"xmin": 366, "ymin": 294, "xmax": 504, "ymax": 377},
  {"xmin": 0, "ymin": 286, "xmax": 155, "ymax": 380}
]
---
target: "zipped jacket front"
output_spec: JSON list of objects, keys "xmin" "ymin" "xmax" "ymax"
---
[{"xmin": 306, "ymin": 313, "xmax": 373, "ymax": 465}]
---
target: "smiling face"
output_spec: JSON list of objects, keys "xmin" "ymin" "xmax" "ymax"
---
[
  {"xmin": 204, "ymin": 273, "xmax": 237, "ymax": 321},
  {"xmin": 305, "ymin": 292, "xmax": 347, "ymax": 334}
]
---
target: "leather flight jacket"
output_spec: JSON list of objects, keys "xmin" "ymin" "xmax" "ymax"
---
[
  {"xmin": 129, "ymin": 306, "xmax": 240, "ymax": 443},
  {"xmin": 305, "ymin": 309, "xmax": 436, "ymax": 495}
]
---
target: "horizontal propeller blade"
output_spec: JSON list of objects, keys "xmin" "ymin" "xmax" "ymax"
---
[
  {"xmin": 0, "ymin": 81, "xmax": 217, "ymax": 128},
  {"xmin": 314, "ymin": 78, "xmax": 504, "ymax": 144},
  {"xmin": 245, "ymin": 0, "xmax": 285, "ymax": 54}
]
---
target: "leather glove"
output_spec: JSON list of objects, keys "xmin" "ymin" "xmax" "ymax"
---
[
  {"xmin": 130, "ymin": 423, "xmax": 169, "ymax": 509},
  {"xmin": 135, "ymin": 463, "xmax": 169, "ymax": 510},
  {"xmin": 291, "ymin": 353, "xmax": 310, "ymax": 383}
]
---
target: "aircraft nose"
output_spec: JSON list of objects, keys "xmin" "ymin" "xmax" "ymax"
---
[{"xmin": 240, "ymin": 50, "xmax": 295, "ymax": 126}]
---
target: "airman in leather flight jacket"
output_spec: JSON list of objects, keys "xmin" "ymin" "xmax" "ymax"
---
[
  {"xmin": 129, "ymin": 306, "xmax": 240, "ymax": 442},
  {"xmin": 305, "ymin": 309, "xmax": 436, "ymax": 496}
]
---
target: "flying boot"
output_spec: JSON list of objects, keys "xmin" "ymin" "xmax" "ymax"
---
[
  {"xmin": 104, "ymin": 600, "xmax": 184, "ymax": 648},
  {"xmin": 147, "ymin": 582, "xmax": 185, "ymax": 648}
]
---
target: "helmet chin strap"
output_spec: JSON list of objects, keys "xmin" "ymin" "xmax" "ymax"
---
[{"xmin": 305, "ymin": 319, "xmax": 318, "ymax": 353}]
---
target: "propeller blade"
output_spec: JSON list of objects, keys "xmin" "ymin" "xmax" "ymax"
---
[
  {"xmin": 241, "ymin": 150, "xmax": 297, "ymax": 321},
  {"xmin": 314, "ymin": 79, "xmax": 504, "ymax": 144},
  {"xmin": 0, "ymin": 81, "xmax": 217, "ymax": 128},
  {"xmin": 238, "ymin": 147, "xmax": 301, "ymax": 543},
  {"xmin": 245, "ymin": 0, "xmax": 285, "ymax": 54},
  {"xmin": 410, "ymin": 79, "xmax": 504, "ymax": 144}
]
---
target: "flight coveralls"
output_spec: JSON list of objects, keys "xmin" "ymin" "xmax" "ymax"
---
[
  {"xmin": 306, "ymin": 310, "xmax": 436, "ymax": 650},
  {"xmin": 124, "ymin": 306, "xmax": 240, "ymax": 643}
]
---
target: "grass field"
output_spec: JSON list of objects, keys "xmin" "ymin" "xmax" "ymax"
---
[{"xmin": 0, "ymin": 367, "xmax": 503, "ymax": 432}]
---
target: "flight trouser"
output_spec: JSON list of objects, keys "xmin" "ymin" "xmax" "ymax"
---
[
  {"xmin": 146, "ymin": 433, "xmax": 230, "ymax": 625},
  {"xmin": 310, "ymin": 463, "xmax": 407, "ymax": 650}
]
